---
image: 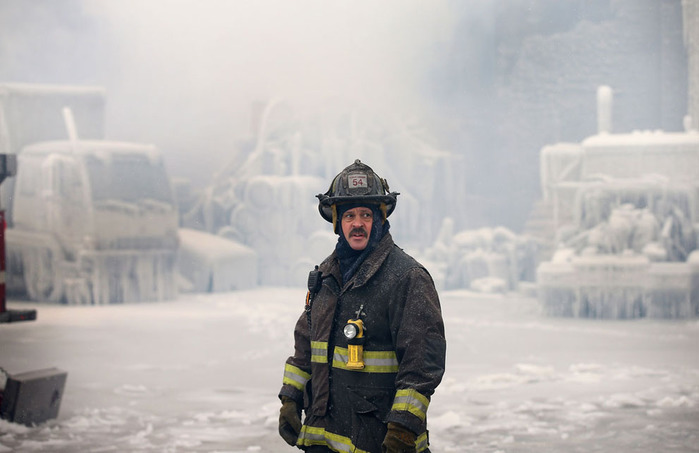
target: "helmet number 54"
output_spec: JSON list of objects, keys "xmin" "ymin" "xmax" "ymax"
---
[{"xmin": 349, "ymin": 174, "xmax": 367, "ymax": 187}]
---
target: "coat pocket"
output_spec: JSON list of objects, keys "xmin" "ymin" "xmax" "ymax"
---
[{"xmin": 346, "ymin": 385, "xmax": 393, "ymax": 451}]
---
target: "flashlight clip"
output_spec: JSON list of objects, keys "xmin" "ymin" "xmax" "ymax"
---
[{"xmin": 345, "ymin": 306, "xmax": 366, "ymax": 370}]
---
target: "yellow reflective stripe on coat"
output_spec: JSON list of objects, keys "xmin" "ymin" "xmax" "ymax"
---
[
  {"xmin": 416, "ymin": 431, "xmax": 429, "ymax": 452},
  {"xmin": 311, "ymin": 341, "xmax": 328, "ymax": 363},
  {"xmin": 391, "ymin": 388, "xmax": 430, "ymax": 421},
  {"xmin": 332, "ymin": 346, "xmax": 399, "ymax": 373},
  {"xmin": 298, "ymin": 425, "xmax": 429, "ymax": 453},
  {"xmin": 297, "ymin": 426, "xmax": 370, "ymax": 453},
  {"xmin": 282, "ymin": 364, "xmax": 310, "ymax": 391}
]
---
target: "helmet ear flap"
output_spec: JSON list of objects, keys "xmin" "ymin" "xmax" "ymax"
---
[
  {"xmin": 379, "ymin": 203, "xmax": 388, "ymax": 224},
  {"xmin": 332, "ymin": 204, "xmax": 339, "ymax": 234}
]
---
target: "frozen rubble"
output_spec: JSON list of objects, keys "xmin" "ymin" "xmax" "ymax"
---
[
  {"xmin": 420, "ymin": 217, "xmax": 541, "ymax": 294},
  {"xmin": 180, "ymin": 100, "xmax": 469, "ymax": 287},
  {"xmin": 178, "ymin": 228, "xmax": 258, "ymax": 293},
  {"xmin": 534, "ymin": 88, "xmax": 699, "ymax": 319}
]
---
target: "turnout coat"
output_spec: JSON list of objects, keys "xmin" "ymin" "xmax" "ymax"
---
[{"xmin": 279, "ymin": 233, "xmax": 446, "ymax": 453}]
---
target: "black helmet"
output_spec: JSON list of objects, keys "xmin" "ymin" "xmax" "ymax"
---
[{"xmin": 317, "ymin": 159, "xmax": 399, "ymax": 233}]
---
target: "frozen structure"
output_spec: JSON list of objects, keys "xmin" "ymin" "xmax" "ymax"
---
[
  {"xmin": 422, "ymin": 217, "xmax": 540, "ymax": 293},
  {"xmin": 6, "ymin": 139, "xmax": 180, "ymax": 305},
  {"xmin": 535, "ymin": 86, "xmax": 699, "ymax": 318},
  {"xmin": 182, "ymin": 100, "xmax": 468, "ymax": 286},
  {"xmin": 178, "ymin": 228, "xmax": 257, "ymax": 293},
  {"xmin": 1, "ymin": 84, "xmax": 179, "ymax": 304},
  {"xmin": 0, "ymin": 83, "xmax": 263, "ymax": 304}
]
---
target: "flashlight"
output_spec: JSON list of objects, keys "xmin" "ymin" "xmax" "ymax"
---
[{"xmin": 344, "ymin": 318, "xmax": 365, "ymax": 370}]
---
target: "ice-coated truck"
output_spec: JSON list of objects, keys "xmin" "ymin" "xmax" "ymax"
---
[{"xmin": 0, "ymin": 83, "xmax": 178, "ymax": 304}]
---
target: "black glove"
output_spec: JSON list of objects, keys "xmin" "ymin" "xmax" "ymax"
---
[
  {"xmin": 382, "ymin": 422, "xmax": 417, "ymax": 453},
  {"xmin": 278, "ymin": 396, "xmax": 302, "ymax": 446}
]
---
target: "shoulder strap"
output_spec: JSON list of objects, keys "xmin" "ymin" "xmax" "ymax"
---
[{"xmin": 305, "ymin": 266, "xmax": 323, "ymax": 333}]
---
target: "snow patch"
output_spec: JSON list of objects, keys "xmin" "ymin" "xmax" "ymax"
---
[
  {"xmin": 429, "ymin": 410, "xmax": 464, "ymax": 430},
  {"xmin": 0, "ymin": 420, "xmax": 31, "ymax": 434},
  {"xmin": 470, "ymin": 364, "xmax": 557, "ymax": 390},
  {"xmin": 601, "ymin": 393, "xmax": 647, "ymax": 408},
  {"xmin": 656, "ymin": 396, "xmax": 695, "ymax": 408}
]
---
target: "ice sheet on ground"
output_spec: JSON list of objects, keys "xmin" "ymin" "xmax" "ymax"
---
[{"xmin": 1, "ymin": 288, "xmax": 698, "ymax": 452}]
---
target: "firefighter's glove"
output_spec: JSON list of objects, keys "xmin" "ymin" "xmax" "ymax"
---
[
  {"xmin": 382, "ymin": 422, "xmax": 417, "ymax": 453},
  {"xmin": 278, "ymin": 396, "xmax": 302, "ymax": 446}
]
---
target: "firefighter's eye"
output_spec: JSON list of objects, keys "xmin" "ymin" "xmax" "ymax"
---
[{"xmin": 343, "ymin": 324, "xmax": 358, "ymax": 339}]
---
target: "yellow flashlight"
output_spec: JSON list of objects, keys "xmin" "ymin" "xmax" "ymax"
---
[{"xmin": 343, "ymin": 319, "xmax": 365, "ymax": 370}]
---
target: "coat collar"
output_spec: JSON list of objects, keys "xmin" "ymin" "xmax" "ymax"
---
[{"xmin": 321, "ymin": 233, "xmax": 394, "ymax": 291}]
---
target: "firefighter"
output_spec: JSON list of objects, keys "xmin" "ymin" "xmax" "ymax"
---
[{"xmin": 278, "ymin": 159, "xmax": 447, "ymax": 453}]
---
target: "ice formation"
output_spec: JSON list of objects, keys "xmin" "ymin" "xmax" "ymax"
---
[
  {"xmin": 422, "ymin": 217, "xmax": 540, "ymax": 293},
  {"xmin": 1, "ymin": 84, "xmax": 185, "ymax": 305},
  {"xmin": 181, "ymin": 100, "xmax": 468, "ymax": 286},
  {"xmin": 535, "ymin": 86, "xmax": 699, "ymax": 319},
  {"xmin": 178, "ymin": 228, "xmax": 257, "ymax": 292},
  {"xmin": 6, "ymin": 140, "xmax": 180, "ymax": 305}
]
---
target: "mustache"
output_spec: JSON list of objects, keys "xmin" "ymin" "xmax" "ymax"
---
[{"xmin": 349, "ymin": 227, "xmax": 368, "ymax": 237}]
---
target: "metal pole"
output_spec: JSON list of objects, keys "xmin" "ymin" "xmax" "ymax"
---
[{"xmin": 0, "ymin": 210, "xmax": 5, "ymax": 315}]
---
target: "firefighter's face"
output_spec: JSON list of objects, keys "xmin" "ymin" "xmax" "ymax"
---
[{"xmin": 341, "ymin": 206, "xmax": 373, "ymax": 250}]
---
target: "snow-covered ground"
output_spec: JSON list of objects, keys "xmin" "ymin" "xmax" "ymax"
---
[{"xmin": 1, "ymin": 288, "xmax": 698, "ymax": 452}]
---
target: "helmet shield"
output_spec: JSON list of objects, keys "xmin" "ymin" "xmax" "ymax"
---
[{"xmin": 317, "ymin": 159, "xmax": 399, "ymax": 232}]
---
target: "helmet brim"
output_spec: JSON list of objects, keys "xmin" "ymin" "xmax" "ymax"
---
[{"xmin": 317, "ymin": 193, "xmax": 399, "ymax": 224}]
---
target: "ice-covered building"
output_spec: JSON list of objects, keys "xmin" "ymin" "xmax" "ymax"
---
[
  {"xmin": 535, "ymin": 86, "xmax": 699, "ymax": 318},
  {"xmin": 182, "ymin": 100, "xmax": 468, "ymax": 286}
]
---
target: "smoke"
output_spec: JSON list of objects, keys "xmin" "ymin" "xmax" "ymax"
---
[
  {"xmin": 2, "ymin": 1, "xmax": 684, "ymax": 231},
  {"xmin": 80, "ymin": 0, "xmax": 456, "ymax": 186}
]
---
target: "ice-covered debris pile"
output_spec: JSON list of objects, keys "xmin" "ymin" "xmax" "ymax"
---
[
  {"xmin": 422, "ymin": 218, "xmax": 541, "ymax": 292},
  {"xmin": 178, "ymin": 228, "xmax": 258, "ymax": 292},
  {"xmin": 536, "ymin": 138, "xmax": 699, "ymax": 317},
  {"xmin": 534, "ymin": 86, "xmax": 699, "ymax": 319},
  {"xmin": 559, "ymin": 178, "xmax": 698, "ymax": 262},
  {"xmin": 181, "ymin": 100, "xmax": 467, "ymax": 286},
  {"xmin": 538, "ymin": 184, "xmax": 699, "ymax": 319},
  {"xmin": 185, "ymin": 173, "xmax": 332, "ymax": 287},
  {"xmin": 539, "ymin": 251, "xmax": 699, "ymax": 319},
  {"xmin": 538, "ymin": 178, "xmax": 699, "ymax": 319}
]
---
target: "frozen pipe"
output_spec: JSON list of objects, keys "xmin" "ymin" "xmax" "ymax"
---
[
  {"xmin": 597, "ymin": 85, "xmax": 613, "ymax": 134},
  {"xmin": 62, "ymin": 107, "xmax": 80, "ymax": 153},
  {"xmin": 62, "ymin": 107, "xmax": 79, "ymax": 141}
]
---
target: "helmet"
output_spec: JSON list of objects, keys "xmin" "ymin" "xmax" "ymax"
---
[{"xmin": 317, "ymin": 159, "xmax": 399, "ymax": 233}]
